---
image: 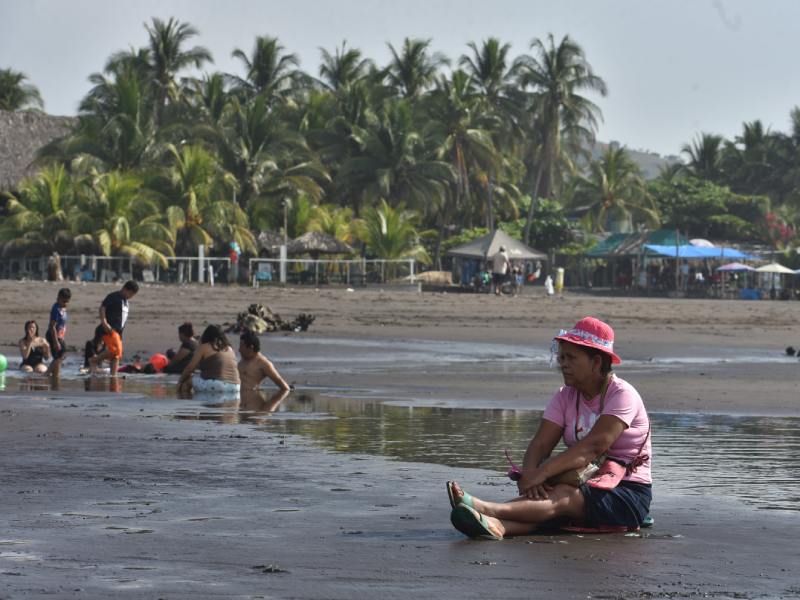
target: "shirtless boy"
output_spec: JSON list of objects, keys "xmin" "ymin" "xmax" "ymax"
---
[{"xmin": 237, "ymin": 330, "xmax": 291, "ymax": 392}]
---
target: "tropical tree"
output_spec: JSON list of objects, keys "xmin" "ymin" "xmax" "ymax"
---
[
  {"xmin": 573, "ymin": 146, "xmax": 659, "ymax": 232},
  {"xmin": 63, "ymin": 66, "xmax": 159, "ymax": 170},
  {"xmin": 0, "ymin": 165, "xmax": 80, "ymax": 255},
  {"xmin": 423, "ymin": 70, "xmax": 501, "ymax": 262},
  {"xmin": 318, "ymin": 42, "xmax": 373, "ymax": 92},
  {"xmin": 337, "ymin": 100, "xmax": 455, "ymax": 216},
  {"xmin": 307, "ymin": 204, "xmax": 358, "ymax": 245},
  {"xmin": 153, "ymin": 143, "xmax": 255, "ymax": 255},
  {"xmin": 144, "ymin": 17, "xmax": 213, "ymax": 126},
  {"xmin": 356, "ymin": 199, "xmax": 430, "ymax": 262},
  {"xmin": 76, "ymin": 171, "xmax": 174, "ymax": 266},
  {"xmin": 229, "ymin": 36, "xmax": 304, "ymax": 104},
  {"xmin": 516, "ymin": 34, "xmax": 607, "ymax": 243},
  {"xmin": 211, "ymin": 95, "xmax": 328, "ymax": 215},
  {"xmin": 385, "ymin": 38, "xmax": 448, "ymax": 99},
  {"xmin": 0, "ymin": 68, "xmax": 44, "ymax": 110},
  {"xmin": 681, "ymin": 133, "xmax": 723, "ymax": 181}
]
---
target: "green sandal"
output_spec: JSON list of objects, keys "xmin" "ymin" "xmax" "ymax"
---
[
  {"xmin": 446, "ymin": 481, "xmax": 475, "ymax": 509},
  {"xmin": 450, "ymin": 505, "xmax": 502, "ymax": 540}
]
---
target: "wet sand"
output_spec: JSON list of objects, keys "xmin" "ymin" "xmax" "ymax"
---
[
  {"xmin": 1, "ymin": 281, "xmax": 799, "ymax": 598},
  {"xmin": 1, "ymin": 393, "xmax": 798, "ymax": 599}
]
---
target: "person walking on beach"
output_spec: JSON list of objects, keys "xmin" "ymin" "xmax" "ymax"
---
[
  {"xmin": 446, "ymin": 317, "xmax": 651, "ymax": 539},
  {"xmin": 46, "ymin": 288, "xmax": 71, "ymax": 376},
  {"xmin": 18, "ymin": 320, "xmax": 51, "ymax": 373},
  {"xmin": 491, "ymin": 246, "xmax": 511, "ymax": 295},
  {"xmin": 90, "ymin": 280, "xmax": 139, "ymax": 376},
  {"xmin": 237, "ymin": 329, "xmax": 291, "ymax": 392}
]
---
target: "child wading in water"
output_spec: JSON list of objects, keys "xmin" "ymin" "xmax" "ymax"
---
[{"xmin": 46, "ymin": 288, "xmax": 71, "ymax": 376}]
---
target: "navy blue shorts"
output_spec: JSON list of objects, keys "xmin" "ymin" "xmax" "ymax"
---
[
  {"xmin": 46, "ymin": 331, "xmax": 66, "ymax": 360},
  {"xmin": 579, "ymin": 481, "xmax": 652, "ymax": 528}
]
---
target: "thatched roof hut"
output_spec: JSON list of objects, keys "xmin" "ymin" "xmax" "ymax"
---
[
  {"xmin": 287, "ymin": 231, "xmax": 353, "ymax": 256},
  {"xmin": 0, "ymin": 109, "xmax": 76, "ymax": 193},
  {"xmin": 256, "ymin": 230, "xmax": 286, "ymax": 255}
]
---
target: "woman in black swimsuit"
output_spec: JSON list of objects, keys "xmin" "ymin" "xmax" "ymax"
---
[{"xmin": 19, "ymin": 320, "xmax": 51, "ymax": 373}]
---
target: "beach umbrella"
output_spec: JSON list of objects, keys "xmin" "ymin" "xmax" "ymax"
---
[
  {"xmin": 716, "ymin": 262, "xmax": 755, "ymax": 272},
  {"xmin": 755, "ymin": 262, "xmax": 795, "ymax": 274},
  {"xmin": 286, "ymin": 231, "xmax": 353, "ymax": 256}
]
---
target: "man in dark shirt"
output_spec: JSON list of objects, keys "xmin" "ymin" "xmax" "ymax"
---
[
  {"xmin": 90, "ymin": 280, "xmax": 139, "ymax": 376},
  {"xmin": 162, "ymin": 322, "xmax": 198, "ymax": 374}
]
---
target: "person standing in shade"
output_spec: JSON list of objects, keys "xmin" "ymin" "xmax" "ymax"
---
[
  {"xmin": 237, "ymin": 329, "xmax": 291, "ymax": 392},
  {"xmin": 491, "ymin": 246, "xmax": 511, "ymax": 296},
  {"xmin": 90, "ymin": 280, "xmax": 139, "ymax": 376},
  {"xmin": 46, "ymin": 287, "xmax": 71, "ymax": 376}
]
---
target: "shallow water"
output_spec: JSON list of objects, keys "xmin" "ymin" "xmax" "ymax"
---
[
  {"xmin": 2, "ymin": 332, "xmax": 798, "ymax": 514},
  {"xmin": 169, "ymin": 390, "xmax": 800, "ymax": 514}
]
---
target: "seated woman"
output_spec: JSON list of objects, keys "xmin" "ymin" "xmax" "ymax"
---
[
  {"xmin": 178, "ymin": 324, "xmax": 240, "ymax": 397},
  {"xmin": 19, "ymin": 320, "xmax": 51, "ymax": 373},
  {"xmin": 162, "ymin": 322, "xmax": 198, "ymax": 374},
  {"xmin": 447, "ymin": 317, "xmax": 651, "ymax": 539}
]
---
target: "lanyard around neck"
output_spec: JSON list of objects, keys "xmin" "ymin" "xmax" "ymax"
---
[{"xmin": 574, "ymin": 375, "xmax": 611, "ymax": 441}]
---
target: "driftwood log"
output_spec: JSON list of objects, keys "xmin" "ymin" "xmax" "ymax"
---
[{"xmin": 224, "ymin": 303, "xmax": 315, "ymax": 334}]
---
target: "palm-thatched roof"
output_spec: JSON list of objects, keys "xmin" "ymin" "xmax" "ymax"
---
[
  {"xmin": 287, "ymin": 231, "xmax": 353, "ymax": 255},
  {"xmin": 257, "ymin": 230, "xmax": 286, "ymax": 255},
  {"xmin": 0, "ymin": 109, "xmax": 76, "ymax": 193}
]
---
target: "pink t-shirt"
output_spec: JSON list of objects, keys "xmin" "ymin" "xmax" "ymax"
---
[{"xmin": 542, "ymin": 375, "xmax": 652, "ymax": 484}]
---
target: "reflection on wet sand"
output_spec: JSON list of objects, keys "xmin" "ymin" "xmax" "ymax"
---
[{"xmin": 173, "ymin": 388, "xmax": 291, "ymax": 425}]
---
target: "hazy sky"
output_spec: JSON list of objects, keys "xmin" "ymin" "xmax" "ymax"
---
[{"xmin": 3, "ymin": 0, "xmax": 800, "ymax": 156}]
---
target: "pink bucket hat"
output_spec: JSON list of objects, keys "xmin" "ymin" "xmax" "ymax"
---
[{"xmin": 553, "ymin": 316, "xmax": 622, "ymax": 364}]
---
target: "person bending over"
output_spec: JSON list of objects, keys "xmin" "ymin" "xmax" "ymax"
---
[
  {"xmin": 237, "ymin": 330, "xmax": 291, "ymax": 392},
  {"xmin": 90, "ymin": 280, "xmax": 139, "ymax": 376}
]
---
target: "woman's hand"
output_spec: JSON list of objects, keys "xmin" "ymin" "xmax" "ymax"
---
[{"xmin": 517, "ymin": 467, "xmax": 553, "ymax": 500}]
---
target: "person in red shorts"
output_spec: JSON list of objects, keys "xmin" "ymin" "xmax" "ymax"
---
[{"xmin": 90, "ymin": 280, "xmax": 139, "ymax": 376}]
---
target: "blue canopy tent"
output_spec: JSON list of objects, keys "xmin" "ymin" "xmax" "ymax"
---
[{"xmin": 643, "ymin": 245, "xmax": 758, "ymax": 260}]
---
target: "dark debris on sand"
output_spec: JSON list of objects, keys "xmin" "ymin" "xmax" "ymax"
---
[{"xmin": 224, "ymin": 303, "xmax": 316, "ymax": 334}]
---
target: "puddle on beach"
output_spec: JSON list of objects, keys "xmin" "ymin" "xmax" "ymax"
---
[{"xmin": 2, "ymin": 335, "xmax": 799, "ymax": 515}]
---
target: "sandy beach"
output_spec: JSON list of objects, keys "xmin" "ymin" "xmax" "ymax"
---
[{"xmin": 1, "ymin": 281, "xmax": 799, "ymax": 598}]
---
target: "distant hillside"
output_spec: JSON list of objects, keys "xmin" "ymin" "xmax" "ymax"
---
[{"xmin": 589, "ymin": 140, "xmax": 682, "ymax": 180}]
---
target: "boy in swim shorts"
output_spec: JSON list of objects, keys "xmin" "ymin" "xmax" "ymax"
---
[{"xmin": 46, "ymin": 287, "xmax": 70, "ymax": 376}]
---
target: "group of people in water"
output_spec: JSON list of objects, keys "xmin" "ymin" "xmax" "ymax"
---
[{"xmin": 18, "ymin": 280, "xmax": 292, "ymax": 397}]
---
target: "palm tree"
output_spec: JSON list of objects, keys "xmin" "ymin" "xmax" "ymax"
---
[
  {"xmin": 423, "ymin": 70, "xmax": 501, "ymax": 263},
  {"xmin": 307, "ymin": 204, "xmax": 358, "ymax": 245},
  {"xmin": 0, "ymin": 68, "xmax": 44, "ymax": 110},
  {"xmin": 144, "ymin": 17, "xmax": 213, "ymax": 126},
  {"xmin": 459, "ymin": 37, "xmax": 521, "ymax": 124},
  {"xmin": 212, "ymin": 95, "xmax": 328, "ymax": 213},
  {"xmin": 229, "ymin": 36, "xmax": 304, "ymax": 104},
  {"xmin": 61, "ymin": 66, "xmax": 158, "ymax": 170},
  {"xmin": 337, "ymin": 100, "xmax": 455, "ymax": 216},
  {"xmin": 516, "ymin": 34, "xmax": 607, "ymax": 243},
  {"xmin": 153, "ymin": 143, "xmax": 255, "ymax": 255},
  {"xmin": 77, "ymin": 171, "xmax": 174, "ymax": 266},
  {"xmin": 356, "ymin": 199, "xmax": 430, "ymax": 263},
  {"xmin": 681, "ymin": 133, "xmax": 723, "ymax": 181},
  {"xmin": 186, "ymin": 72, "xmax": 230, "ymax": 127},
  {"xmin": 318, "ymin": 42, "xmax": 373, "ymax": 92},
  {"xmin": 574, "ymin": 146, "xmax": 659, "ymax": 233},
  {"xmin": 0, "ymin": 165, "xmax": 79, "ymax": 255},
  {"xmin": 385, "ymin": 38, "xmax": 448, "ymax": 99}
]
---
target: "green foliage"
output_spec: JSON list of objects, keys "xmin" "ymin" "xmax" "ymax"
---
[
  {"xmin": 0, "ymin": 68, "xmax": 43, "ymax": 110},
  {"xmin": 648, "ymin": 176, "xmax": 770, "ymax": 241}
]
